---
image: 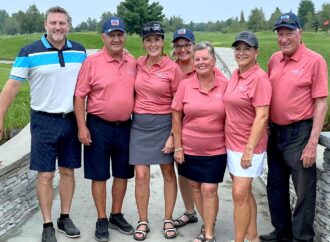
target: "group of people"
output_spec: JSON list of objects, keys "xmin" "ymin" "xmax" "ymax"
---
[{"xmin": 0, "ymin": 5, "xmax": 327, "ymax": 242}]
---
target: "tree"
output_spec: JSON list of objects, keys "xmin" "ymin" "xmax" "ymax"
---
[
  {"xmin": 240, "ymin": 10, "xmax": 245, "ymax": 24},
  {"xmin": 247, "ymin": 7, "xmax": 266, "ymax": 32},
  {"xmin": 25, "ymin": 4, "xmax": 44, "ymax": 33},
  {"xmin": 97, "ymin": 11, "xmax": 114, "ymax": 33},
  {"xmin": 268, "ymin": 7, "xmax": 282, "ymax": 30},
  {"xmin": 0, "ymin": 9, "xmax": 9, "ymax": 34},
  {"xmin": 298, "ymin": 0, "xmax": 315, "ymax": 29},
  {"xmin": 163, "ymin": 16, "xmax": 185, "ymax": 32},
  {"xmin": 117, "ymin": 0, "xmax": 164, "ymax": 35},
  {"xmin": 2, "ymin": 17, "xmax": 18, "ymax": 35},
  {"xmin": 318, "ymin": 3, "xmax": 330, "ymax": 31}
]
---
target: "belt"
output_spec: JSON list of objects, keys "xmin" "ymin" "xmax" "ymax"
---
[
  {"xmin": 270, "ymin": 118, "xmax": 313, "ymax": 129},
  {"xmin": 87, "ymin": 113, "xmax": 131, "ymax": 126},
  {"xmin": 32, "ymin": 109, "xmax": 74, "ymax": 118}
]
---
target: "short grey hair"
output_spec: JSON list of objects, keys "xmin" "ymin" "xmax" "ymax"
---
[
  {"xmin": 193, "ymin": 41, "xmax": 216, "ymax": 59},
  {"xmin": 45, "ymin": 6, "xmax": 71, "ymax": 25}
]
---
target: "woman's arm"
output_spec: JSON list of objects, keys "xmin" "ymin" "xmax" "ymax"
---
[
  {"xmin": 241, "ymin": 106, "xmax": 269, "ymax": 169},
  {"xmin": 172, "ymin": 109, "xmax": 184, "ymax": 163}
]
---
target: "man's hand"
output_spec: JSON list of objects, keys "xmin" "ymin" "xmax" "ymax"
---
[
  {"xmin": 300, "ymin": 141, "xmax": 317, "ymax": 168},
  {"xmin": 78, "ymin": 126, "xmax": 92, "ymax": 146}
]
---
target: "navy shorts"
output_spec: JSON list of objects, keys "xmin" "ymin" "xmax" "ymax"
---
[
  {"xmin": 178, "ymin": 154, "xmax": 227, "ymax": 183},
  {"xmin": 84, "ymin": 114, "xmax": 134, "ymax": 181},
  {"xmin": 30, "ymin": 110, "xmax": 81, "ymax": 172}
]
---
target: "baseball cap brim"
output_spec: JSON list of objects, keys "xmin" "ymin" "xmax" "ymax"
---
[
  {"xmin": 273, "ymin": 24, "xmax": 298, "ymax": 31},
  {"xmin": 232, "ymin": 39, "xmax": 256, "ymax": 47},
  {"xmin": 172, "ymin": 35, "xmax": 194, "ymax": 43},
  {"xmin": 103, "ymin": 28, "xmax": 125, "ymax": 34}
]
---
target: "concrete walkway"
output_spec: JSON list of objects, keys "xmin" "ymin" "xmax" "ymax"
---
[{"xmin": 2, "ymin": 48, "xmax": 274, "ymax": 242}]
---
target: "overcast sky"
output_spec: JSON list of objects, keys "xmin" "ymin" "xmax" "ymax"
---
[{"xmin": 1, "ymin": 0, "xmax": 328, "ymax": 27}]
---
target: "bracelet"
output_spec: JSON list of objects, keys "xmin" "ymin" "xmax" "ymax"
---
[{"xmin": 174, "ymin": 147, "xmax": 183, "ymax": 152}]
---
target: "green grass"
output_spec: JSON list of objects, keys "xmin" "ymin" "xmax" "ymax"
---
[
  {"xmin": 0, "ymin": 31, "xmax": 330, "ymax": 133},
  {"xmin": 0, "ymin": 64, "xmax": 30, "ymax": 139}
]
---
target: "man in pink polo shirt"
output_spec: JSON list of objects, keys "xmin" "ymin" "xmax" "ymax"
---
[
  {"xmin": 74, "ymin": 16, "xmax": 136, "ymax": 242},
  {"xmin": 260, "ymin": 13, "xmax": 328, "ymax": 242}
]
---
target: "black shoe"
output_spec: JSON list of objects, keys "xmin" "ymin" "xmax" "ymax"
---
[
  {"xmin": 95, "ymin": 218, "xmax": 109, "ymax": 242},
  {"xmin": 57, "ymin": 217, "xmax": 81, "ymax": 238},
  {"xmin": 42, "ymin": 226, "xmax": 57, "ymax": 242},
  {"xmin": 260, "ymin": 230, "xmax": 292, "ymax": 242},
  {"xmin": 109, "ymin": 213, "xmax": 134, "ymax": 235}
]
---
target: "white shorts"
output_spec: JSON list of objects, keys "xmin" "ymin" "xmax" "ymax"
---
[{"xmin": 227, "ymin": 149, "xmax": 266, "ymax": 178}]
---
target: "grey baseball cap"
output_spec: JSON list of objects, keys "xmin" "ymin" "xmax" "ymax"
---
[{"xmin": 232, "ymin": 31, "xmax": 258, "ymax": 48}]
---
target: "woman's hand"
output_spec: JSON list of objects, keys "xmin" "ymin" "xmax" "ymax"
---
[
  {"xmin": 162, "ymin": 135, "xmax": 174, "ymax": 154},
  {"xmin": 241, "ymin": 147, "xmax": 253, "ymax": 169},
  {"xmin": 174, "ymin": 149, "xmax": 184, "ymax": 164}
]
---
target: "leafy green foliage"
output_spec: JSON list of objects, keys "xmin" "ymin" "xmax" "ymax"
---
[{"xmin": 117, "ymin": 0, "xmax": 165, "ymax": 35}]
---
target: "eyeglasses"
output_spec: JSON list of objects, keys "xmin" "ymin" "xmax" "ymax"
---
[
  {"xmin": 174, "ymin": 43, "xmax": 193, "ymax": 50},
  {"xmin": 233, "ymin": 46, "xmax": 254, "ymax": 54},
  {"xmin": 274, "ymin": 18, "xmax": 298, "ymax": 27}
]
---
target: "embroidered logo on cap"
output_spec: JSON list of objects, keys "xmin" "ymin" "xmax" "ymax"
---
[
  {"xmin": 178, "ymin": 29, "xmax": 186, "ymax": 35},
  {"xmin": 111, "ymin": 19, "xmax": 120, "ymax": 26},
  {"xmin": 280, "ymin": 15, "xmax": 290, "ymax": 20}
]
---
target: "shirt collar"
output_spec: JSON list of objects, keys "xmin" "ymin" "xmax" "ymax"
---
[
  {"xmin": 102, "ymin": 47, "xmax": 127, "ymax": 63},
  {"xmin": 280, "ymin": 43, "xmax": 306, "ymax": 62},
  {"xmin": 238, "ymin": 64, "xmax": 260, "ymax": 79},
  {"xmin": 192, "ymin": 71, "xmax": 220, "ymax": 89},
  {"xmin": 41, "ymin": 34, "xmax": 72, "ymax": 50}
]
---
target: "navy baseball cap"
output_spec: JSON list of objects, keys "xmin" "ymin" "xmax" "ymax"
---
[
  {"xmin": 172, "ymin": 28, "xmax": 195, "ymax": 43},
  {"xmin": 102, "ymin": 16, "xmax": 125, "ymax": 34},
  {"xmin": 141, "ymin": 21, "xmax": 164, "ymax": 38},
  {"xmin": 273, "ymin": 12, "xmax": 301, "ymax": 31},
  {"xmin": 232, "ymin": 31, "xmax": 258, "ymax": 48}
]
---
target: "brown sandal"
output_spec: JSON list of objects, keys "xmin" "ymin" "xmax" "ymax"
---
[{"xmin": 173, "ymin": 210, "xmax": 198, "ymax": 228}]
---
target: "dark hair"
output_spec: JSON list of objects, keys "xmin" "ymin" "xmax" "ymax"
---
[{"xmin": 45, "ymin": 6, "xmax": 71, "ymax": 25}]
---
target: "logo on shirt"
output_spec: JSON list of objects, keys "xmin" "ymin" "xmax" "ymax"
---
[
  {"xmin": 215, "ymin": 93, "xmax": 223, "ymax": 98},
  {"xmin": 291, "ymin": 69, "xmax": 303, "ymax": 75},
  {"xmin": 238, "ymin": 85, "xmax": 248, "ymax": 92},
  {"xmin": 155, "ymin": 71, "xmax": 168, "ymax": 79}
]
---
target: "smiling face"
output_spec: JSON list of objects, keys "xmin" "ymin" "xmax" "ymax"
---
[
  {"xmin": 44, "ymin": 12, "xmax": 70, "ymax": 48},
  {"xmin": 102, "ymin": 30, "xmax": 126, "ymax": 56},
  {"xmin": 173, "ymin": 38, "xmax": 193, "ymax": 62},
  {"xmin": 276, "ymin": 27, "xmax": 302, "ymax": 57},
  {"xmin": 234, "ymin": 41, "xmax": 258, "ymax": 72},
  {"xmin": 143, "ymin": 34, "xmax": 164, "ymax": 58},
  {"xmin": 193, "ymin": 48, "xmax": 216, "ymax": 76}
]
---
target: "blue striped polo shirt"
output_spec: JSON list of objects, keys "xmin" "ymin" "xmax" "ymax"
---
[{"xmin": 10, "ymin": 34, "xmax": 86, "ymax": 113}]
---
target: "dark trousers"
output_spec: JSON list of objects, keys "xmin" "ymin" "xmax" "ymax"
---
[{"xmin": 267, "ymin": 119, "xmax": 316, "ymax": 242}]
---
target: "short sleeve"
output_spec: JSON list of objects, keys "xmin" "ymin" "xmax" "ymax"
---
[
  {"xmin": 171, "ymin": 80, "xmax": 186, "ymax": 111},
  {"xmin": 74, "ymin": 59, "xmax": 92, "ymax": 98}
]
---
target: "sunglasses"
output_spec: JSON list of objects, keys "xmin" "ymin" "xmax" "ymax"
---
[
  {"xmin": 274, "ymin": 18, "xmax": 298, "ymax": 27},
  {"xmin": 143, "ymin": 25, "xmax": 162, "ymax": 32}
]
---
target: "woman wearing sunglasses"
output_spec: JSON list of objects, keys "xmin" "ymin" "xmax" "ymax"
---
[{"xmin": 129, "ymin": 21, "xmax": 184, "ymax": 241}]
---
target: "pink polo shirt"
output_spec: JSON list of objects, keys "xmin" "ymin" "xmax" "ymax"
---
[
  {"xmin": 134, "ymin": 55, "xmax": 184, "ymax": 114},
  {"xmin": 268, "ymin": 44, "xmax": 328, "ymax": 125},
  {"xmin": 75, "ymin": 48, "xmax": 137, "ymax": 121},
  {"xmin": 224, "ymin": 64, "xmax": 272, "ymax": 153},
  {"xmin": 172, "ymin": 75, "xmax": 228, "ymax": 156}
]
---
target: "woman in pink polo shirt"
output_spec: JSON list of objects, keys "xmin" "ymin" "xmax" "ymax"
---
[
  {"xmin": 172, "ymin": 41, "xmax": 228, "ymax": 242},
  {"xmin": 223, "ymin": 32, "xmax": 271, "ymax": 242},
  {"xmin": 129, "ymin": 21, "xmax": 184, "ymax": 241}
]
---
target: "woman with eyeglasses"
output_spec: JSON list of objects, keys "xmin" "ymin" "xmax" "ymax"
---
[
  {"xmin": 172, "ymin": 41, "xmax": 228, "ymax": 242},
  {"xmin": 223, "ymin": 31, "xmax": 271, "ymax": 242},
  {"xmin": 129, "ymin": 21, "xmax": 184, "ymax": 241}
]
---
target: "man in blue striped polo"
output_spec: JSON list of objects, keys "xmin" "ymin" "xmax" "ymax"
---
[{"xmin": 0, "ymin": 6, "xmax": 86, "ymax": 242}]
